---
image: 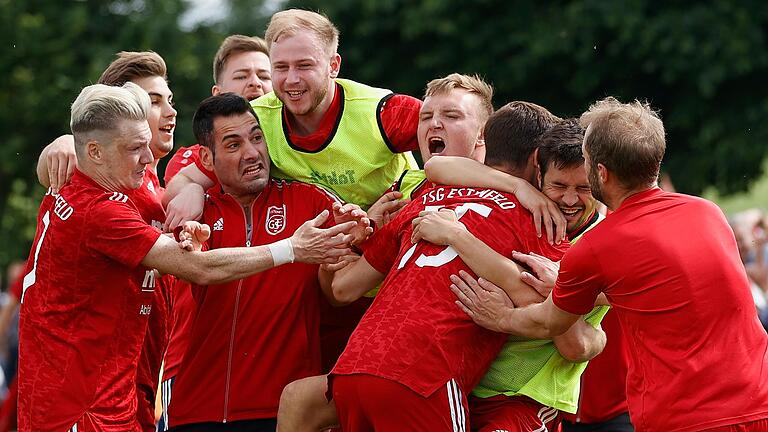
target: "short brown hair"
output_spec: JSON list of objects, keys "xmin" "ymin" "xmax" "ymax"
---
[
  {"xmin": 213, "ymin": 35, "xmax": 270, "ymax": 84},
  {"xmin": 580, "ymin": 97, "xmax": 665, "ymax": 190},
  {"xmin": 98, "ymin": 51, "xmax": 167, "ymax": 86},
  {"xmin": 484, "ymin": 101, "xmax": 561, "ymax": 169},
  {"xmin": 265, "ymin": 9, "xmax": 339, "ymax": 57},
  {"xmin": 424, "ymin": 73, "xmax": 494, "ymax": 123},
  {"xmin": 537, "ymin": 119, "xmax": 586, "ymax": 178}
]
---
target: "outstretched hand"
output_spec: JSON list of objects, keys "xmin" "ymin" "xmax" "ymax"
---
[
  {"xmin": 164, "ymin": 184, "xmax": 205, "ymax": 231},
  {"xmin": 291, "ymin": 210, "xmax": 357, "ymax": 264},
  {"xmin": 178, "ymin": 221, "xmax": 211, "ymax": 252},
  {"xmin": 449, "ymin": 270, "xmax": 514, "ymax": 332},
  {"xmin": 511, "ymin": 251, "xmax": 560, "ymax": 297},
  {"xmin": 45, "ymin": 135, "xmax": 77, "ymax": 193},
  {"xmin": 332, "ymin": 202, "xmax": 373, "ymax": 245}
]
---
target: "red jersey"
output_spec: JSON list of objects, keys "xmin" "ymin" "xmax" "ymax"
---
[
  {"xmin": 164, "ymin": 144, "xmax": 217, "ymax": 185},
  {"xmin": 168, "ymin": 179, "xmax": 337, "ymax": 426},
  {"xmin": 562, "ymin": 309, "xmax": 629, "ymax": 424},
  {"xmin": 332, "ymin": 185, "xmax": 568, "ymax": 397},
  {"xmin": 553, "ymin": 188, "xmax": 768, "ymax": 432},
  {"xmin": 18, "ymin": 170, "xmax": 161, "ymax": 432},
  {"xmin": 189, "ymin": 89, "xmax": 421, "ymax": 181}
]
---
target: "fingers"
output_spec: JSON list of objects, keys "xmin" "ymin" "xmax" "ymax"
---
[
  {"xmin": 164, "ymin": 211, "xmax": 184, "ymax": 232},
  {"xmin": 378, "ymin": 199, "xmax": 407, "ymax": 214},
  {"xmin": 533, "ymin": 208, "xmax": 543, "ymax": 240},
  {"xmin": 48, "ymin": 157, "xmax": 60, "ymax": 193},
  {"xmin": 58, "ymin": 156, "xmax": 72, "ymax": 191},
  {"xmin": 376, "ymin": 191, "xmax": 403, "ymax": 204},
  {"xmin": 311, "ymin": 209, "xmax": 330, "ymax": 227},
  {"xmin": 476, "ymin": 277, "xmax": 504, "ymax": 294},
  {"xmin": 450, "ymin": 272, "xmax": 481, "ymax": 304},
  {"xmin": 324, "ymin": 220, "xmax": 357, "ymax": 237}
]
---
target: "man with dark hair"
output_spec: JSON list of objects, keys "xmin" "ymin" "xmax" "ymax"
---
[
  {"xmin": 165, "ymin": 93, "xmax": 370, "ymax": 432},
  {"xmin": 453, "ymin": 97, "xmax": 768, "ymax": 431},
  {"xmin": 19, "ymin": 83, "xmax": 359, "ymax": 432}
]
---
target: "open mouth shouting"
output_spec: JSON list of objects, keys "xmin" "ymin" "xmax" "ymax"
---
[
  {"xmin": 243, "ymin": 163, "xmax": 264, "ymax": 178},
  {"xmin": 428, "ymin": 137, "xmax": 446, "ymax": 155}
]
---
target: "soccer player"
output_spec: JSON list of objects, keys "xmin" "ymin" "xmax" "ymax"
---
[
  {"xmin": 164, "ymin": 93, "xmax": 370, "ymax": 432},
  {"xmin": 415, "ymin": 114, "xmax": 608, "ymax": 432},
  {"xmin": 33, "ymin": 51, "xmax": 177, "ymax": 431},
  {"xmin": 321, "ymin": 115, "xmax": 572, "ymax": 428},
  {"xmin": 158, "ymin": 35, "xmax": 273, "ymax": 430},
  {"xmin": 452, "ymin": 97, "xmax": 768, "ymax": 431},
  {"xmin": 276, "ymin": 72, "xmax": 497, "ymax": 432},
  {"xmin": 18, "ymin": 83, "xmax": 361, "ymax": 432}
]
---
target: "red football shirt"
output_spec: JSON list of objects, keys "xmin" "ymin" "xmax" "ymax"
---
[
  {"xmin": 168, "ymin": 179, "xmax": 337, "ymax": 426},
  {"xmin": 553, "ymin": 188, "xmax": 768, "ymax": 432},
  {"xmin": 18, "ymin": 170, "xmax": 161, "ymax": 431},
  {"xmin": 332, "ymin": 185, "xmax": 568, "ymax": 397}
]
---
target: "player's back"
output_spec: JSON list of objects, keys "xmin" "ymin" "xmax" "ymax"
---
[
  {"xmin": 572, "ymin": 188, "xmax": 768, "ymax": 431},
  {"xmin": 19, "ymin": 171, "xmax": 158, "ymax": 431},
  {"xmin": 334, "ymin": 185, "xmax": 568, "ymax": 397}
]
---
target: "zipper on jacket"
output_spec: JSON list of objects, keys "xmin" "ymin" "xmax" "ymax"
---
[{"xmin": 223, "ymin": 201, "xmax": 253, "ymax": 422}]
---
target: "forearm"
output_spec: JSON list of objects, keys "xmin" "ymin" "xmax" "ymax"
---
[
  {"xmin": 163, "ymin": 166, "xmax": 213, "ymax": 207},
  {"xmin": 424, "ymin": 156, "xmax": 526, "ymax": 193},
  {"xmin": 331, "ymin": 258, "xmax": 383, "ymax": 305},
  {"xmin": 552, "ymin": 319, "xmax": 606, "ymax": 362},
  {"xmin": 36, "ymin": 146, "xmax": 51, "ymax": 187},
  {"xmin": 450, "ymin": 230, "xmax": 543, "ymax": 306},
  {"xmin": 497, "ymin": 296, "xmax": 577, "ymax": 338}
]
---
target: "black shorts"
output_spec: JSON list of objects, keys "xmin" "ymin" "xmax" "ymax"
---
[
  {"xmin": 168, "ymin": 418, "xmax": 277, "ymax": 432},
  {"xmin": 561, "ymin": 412, "xmax": 634, "ymax": 432}
]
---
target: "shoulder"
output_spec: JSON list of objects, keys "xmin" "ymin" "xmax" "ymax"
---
[
  {"xmin": 251, "ymin": 92, "xmax": 282, "ymax": 110},
  {"xmin": 271, "ymin": 178, "xmax": 341, "ymax": 203}
]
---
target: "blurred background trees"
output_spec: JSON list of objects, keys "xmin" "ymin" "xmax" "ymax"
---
[{"xmin": 1, "ymin": 0, "xmax": 768, "ymax": 273}]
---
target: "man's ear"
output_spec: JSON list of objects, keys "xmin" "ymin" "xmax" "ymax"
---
[
  {"xmin": 200, "ymin": 145, "xmax": 215, "ymax": 171},
  {"xmin": 329, "ymin": 53, "xmax": 341, "ymax": 79},
  {"xmin": 86, "ymin": 140, "xmax": 103, "ymax": 164},
  {"xmin": 597, "ymin": 163, "xmax": 609, "ymax": 183},
  {"xmin": 212, "ymin": 85, "xmax": 221, "ymax": 96}
]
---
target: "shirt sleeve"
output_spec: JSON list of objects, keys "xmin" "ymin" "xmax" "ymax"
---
[
  {"xmin": 362, "ymin": 209, "xmax": 410, "ymax": 274},
  {"xmin": 85, "ymin": 195, "xmax": 163, "ymax": 269},
  {"xmin": 552, "ymin": 238, "xmax": 603, "ymax": 315},
  {"xmin": 380, "ymin": 94, "xmax": 421, "ymax": 153},
  {"xmin": 163, "ymin": 145, "xmax": 218, "ymax": 185}
]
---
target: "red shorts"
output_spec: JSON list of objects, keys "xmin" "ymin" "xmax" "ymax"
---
[
  {"xmin": 67, "ymin": 412, "xmax": 141, "ymax": 432},
  {"xmin": 331, "ymin": 373, "xmax": 469, "ymax": 431},
  {"xmin": 469, "ymin": 394, "xmax": 561, "ymax": 432},
  {"xmin": 703, "ymin": 418, "xmax": 768, "ymax": 432}
]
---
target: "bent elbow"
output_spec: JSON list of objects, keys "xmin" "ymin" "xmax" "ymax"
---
[{"xmin": 331, "ymin": 280, "xmax": 356, "ymax": 306}]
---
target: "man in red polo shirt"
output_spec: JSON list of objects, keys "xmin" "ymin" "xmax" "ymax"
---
[{"xmin": 452, "ymin": 97, "xmax": 768, "ymax": 432}]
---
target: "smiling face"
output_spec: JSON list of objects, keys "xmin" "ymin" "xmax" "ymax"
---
[
  {"xmin": 203, "ymin": 112, "xmax": 269, "ymax": 204},
  {"xmin": 214, "ymin": 50, "xmax": 273, "ymax": 101},
  {"xmin": 102, "ymin": 119, "xmax": 155, "ymax": 190},
  {"xmin": 269, "ymin": 31, "xmax": 339, "ymax": 118},
  {"xmin": 541, "ymin": 162, "xmax": 597, "ymax": 234},
  {"xmin": 417, "ymin": 89, "xmax": 485, "ymax": 163},
  {"xmin": 131, "ymin": 75, "xmax": 176, "ymax": 159}
]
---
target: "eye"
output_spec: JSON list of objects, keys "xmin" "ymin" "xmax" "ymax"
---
[
  {"xmin": 258, "ymin": 73, "xmax": 272, "ymax": 81},
  {"xmin": 273, "ymin": 65, "xmax": 288, "ymax": 72},
  {"xmin": 251, "ymin": 133, "xmax": 264, "ymax": 143},
  {"xmin": 233, "ymin": 74, "xmax": 246, "ymax": 80},
  {"xmin": 419, "ymin": 113, "xmax": 433, "ymax": 121}
]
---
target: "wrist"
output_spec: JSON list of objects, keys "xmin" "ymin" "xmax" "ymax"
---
[{"xmin": 268, "ymin": 238, "xmax": 295, "ymax": 266}]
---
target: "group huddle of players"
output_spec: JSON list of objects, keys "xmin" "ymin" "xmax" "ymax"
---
[{"xmin": 13, "ymin": 7, "xmax": 768, "ymax": 432}]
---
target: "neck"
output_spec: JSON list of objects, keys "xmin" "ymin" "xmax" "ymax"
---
[
  {"xmin": 606, "ymin": 184, "xmax": 656, "ymax": 210},
  {"xmin": 148, "ymin": 158, "xmax": 160, "ymax": 171},
  {"xmin": 285, "ymin": 82, "xmax": 336, "ymax": 136},
  {"xmin": 80, "ymin": 165, "xmax": 127, "ymax": 193}
]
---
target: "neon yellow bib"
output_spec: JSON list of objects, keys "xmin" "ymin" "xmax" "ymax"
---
[{"xmin": 252, "ymin": 79, "xmax": 418, "ymax": 209}]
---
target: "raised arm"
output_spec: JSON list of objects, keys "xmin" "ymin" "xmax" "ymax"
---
[
  {"xmin": 37, "ymin": 134, "xmax": 77, "ymax": 191},
  {"xmin": 411, "ymin": 209, "xmax": 543, "ymax": 306},
  {"xmin": 424, "ymin": 156, "xmax": 566, "ymax": 243},
  {"xmin": 144, "ymin": 211, "xmax": 357, "ymax": 285},
  {"xmin": 162, "ymin": 164, "xmax": 216, "ymax": 230}
]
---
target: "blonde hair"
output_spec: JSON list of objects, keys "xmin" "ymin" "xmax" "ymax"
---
[
  {"xmin": 580, "ymin": 97, "xmax": 666, "ymax": 190},
  {"xmin": 70, "ymin": 82, "xmax": 150, "ymax": 156},
  {"xmin": 424, "ymin": 73, "xmax": 494, "ymax": 122},
  {"xmin": 265, "ymin": 9, "xmax": 339, "ymax": 57},
  {"xmin": 213, "ymin": 35, "xmax": 270, "ymax": 84},
  {"xmin": 98, "ymin": 51, "xmax": 167, "ymax": 86}
]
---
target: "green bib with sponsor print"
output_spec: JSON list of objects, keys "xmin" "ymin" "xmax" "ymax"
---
[
  {"xmin": 252, "ymin": 78, "xmax": 418, "ymax": 209},
  {"xmin": 472, "ymin": 212, "xmax": 608, "ymax": 414}
]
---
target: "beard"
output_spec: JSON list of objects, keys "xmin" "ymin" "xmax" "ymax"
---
[{"xmin": 588, "ymin": 162, "xmax": 605, "ymax": 204}]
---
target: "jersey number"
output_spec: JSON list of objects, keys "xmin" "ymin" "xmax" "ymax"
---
[
  {"xmin": 397, "ymin": 203, "xmax": 492, "ymax": 270},
  {"xmin": 22, "ymin": 211, "xmax": 51, "ymax": 303}
]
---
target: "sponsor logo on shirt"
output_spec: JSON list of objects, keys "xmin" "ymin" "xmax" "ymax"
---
[
  {"xmin": 141, "ymin": 269, "xmax": 156, "ymax": 292},
  {"xmin": 310, "ymin": 169, "xmax": 356, "ymax": 186},
  {"xmin": 139, "ymin": 304, "xmax": 152, "ymax": 315},
  {"xmin": 266, "ymin": 205, "xmax": 286, "ymax": 235},
  {"xmin": 183, "ymin": 149, "xmax": 193, "ymax": 158},
  {"xmin": 213, "ymin": 217, "xmax": 224, "ymax": 231}
]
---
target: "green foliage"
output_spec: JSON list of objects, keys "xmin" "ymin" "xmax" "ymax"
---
[{"xmin": 287, "ymin": 0, "xmax": 768, "ymax": 195}]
